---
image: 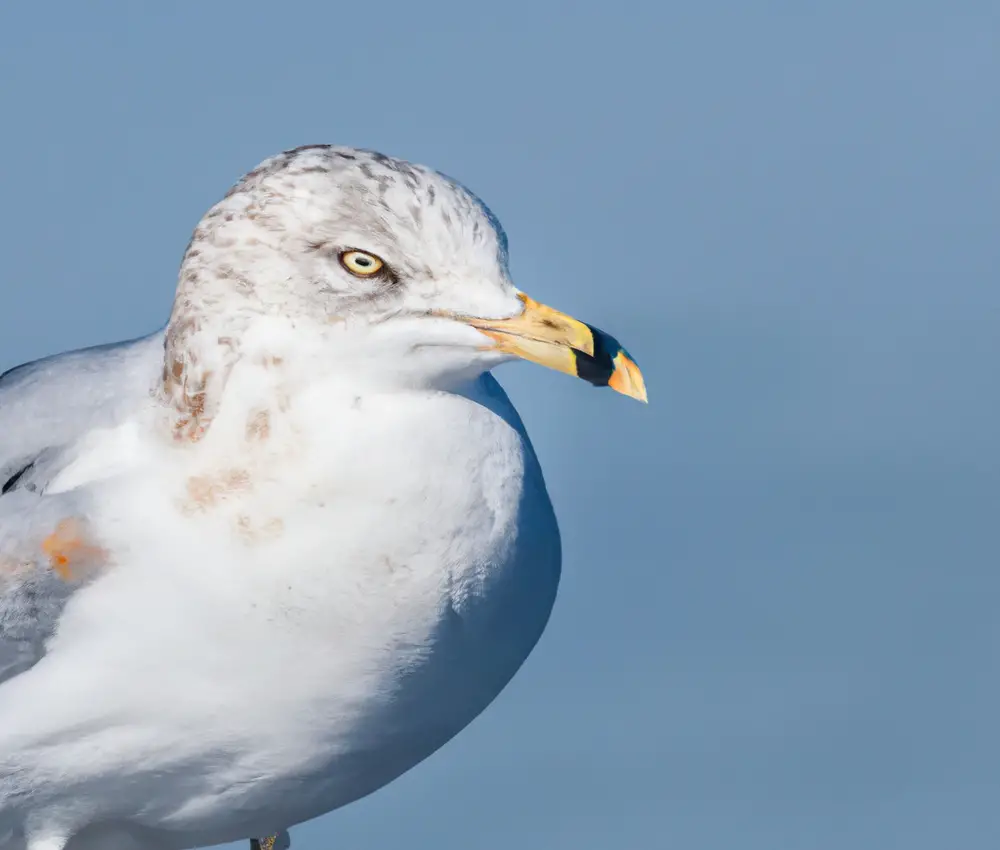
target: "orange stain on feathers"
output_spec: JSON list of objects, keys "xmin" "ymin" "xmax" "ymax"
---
[{"xmin": 41, "ymin": 518, "xmax": 108, "ymax": 581}]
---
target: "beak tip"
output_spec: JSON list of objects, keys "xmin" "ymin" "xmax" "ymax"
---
[
  {"xmin": 607, "ymin": 351, "xmax": 648, "ymax": 403},
  {"xmin": 464, "ymin": 292, "xmax": 649, "ymax": 404}
]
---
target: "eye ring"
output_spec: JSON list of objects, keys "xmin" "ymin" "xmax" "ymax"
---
[{"xmin": 339, "ymin": 249, "xmax": 385, "ymax": 277}]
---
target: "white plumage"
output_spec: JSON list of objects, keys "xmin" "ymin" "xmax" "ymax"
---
[{"xmin": 0, "ymin": 146, "xmax": 644, "ymax": 850}]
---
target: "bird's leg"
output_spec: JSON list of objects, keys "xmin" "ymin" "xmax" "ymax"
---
[{"xmin": 250, "ymin": 831, "xmax": 290, "ymax": 850}]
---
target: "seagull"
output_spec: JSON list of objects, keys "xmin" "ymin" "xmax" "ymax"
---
[{"xmin": 0, "ymin": 145, "xmax": 646, "ymax": 850}]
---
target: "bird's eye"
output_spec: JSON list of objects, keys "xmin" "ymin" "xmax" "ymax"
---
[{"xmin": 339, "ymin": 249, "xmax": 385, "ymax": 277}]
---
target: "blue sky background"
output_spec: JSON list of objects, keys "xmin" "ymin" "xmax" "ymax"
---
[{"xmin": 2, "ymin": 2, "xmax": 999, "ymax": 847}]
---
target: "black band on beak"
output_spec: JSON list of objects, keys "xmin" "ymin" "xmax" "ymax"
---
[{"xmin": 573, "ymin": 325, "xmax": 618, "ymax": 387}]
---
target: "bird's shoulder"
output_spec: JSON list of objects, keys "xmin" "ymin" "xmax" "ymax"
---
[{"xmin": 0, "ymin": 332, "xmax": 163, "ymax": 491}]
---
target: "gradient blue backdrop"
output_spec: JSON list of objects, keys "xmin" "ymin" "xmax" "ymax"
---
[{"xmin": 1, "ymin": 2, "xmax": 998, "ymax": 848}]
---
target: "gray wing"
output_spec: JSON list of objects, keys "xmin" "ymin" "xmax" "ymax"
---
[
  {"xmin": 0, "ymin": 333, "xmax": 164, "ymax": 493},
  {"xmin": 0, "ymin": 332, "xmax": 164, "ymax": 683}
]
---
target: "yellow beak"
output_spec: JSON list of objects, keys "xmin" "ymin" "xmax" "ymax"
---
[{"xmin": 459, "ymin": 293, "xmax": 647, "ymax": 403}]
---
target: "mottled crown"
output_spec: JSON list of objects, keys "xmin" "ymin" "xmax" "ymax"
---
[{"xmin": 162, "ymin": 145, "xmax": 516, "ymax": 440}]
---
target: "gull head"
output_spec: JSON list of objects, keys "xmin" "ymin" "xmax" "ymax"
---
[{"xmin": 166, "ymin": 145, "xmax": 646, "ymax": 407}]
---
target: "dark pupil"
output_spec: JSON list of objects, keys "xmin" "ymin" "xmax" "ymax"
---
[{"xmin": 356, "ymin": 256, "xmax": 371, "ymax": 267}]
